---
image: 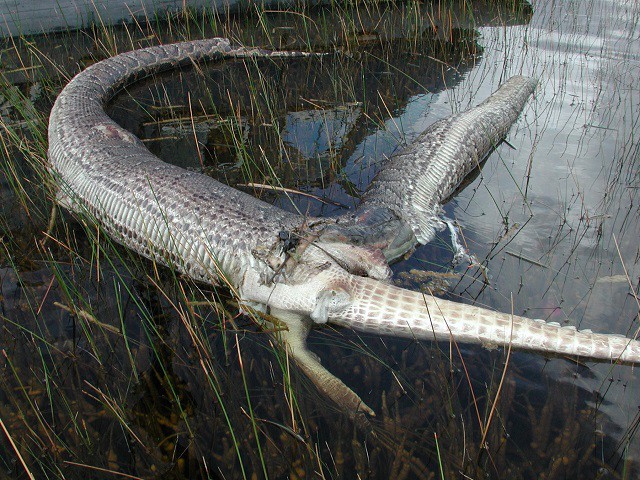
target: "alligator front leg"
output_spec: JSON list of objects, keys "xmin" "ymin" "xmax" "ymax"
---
[{"xmin": 271, "ymin": 308, "xmax": 376, "ymax": 418}]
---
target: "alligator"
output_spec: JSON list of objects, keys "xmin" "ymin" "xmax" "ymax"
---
[{"xmin": 47, "ymin": 38, "xmax": 640, "ymax": 418}]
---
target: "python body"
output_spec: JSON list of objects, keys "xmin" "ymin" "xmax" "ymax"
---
[{"xmin": 48, "ymin": 38, "xmax": 640, "ymax": 417}]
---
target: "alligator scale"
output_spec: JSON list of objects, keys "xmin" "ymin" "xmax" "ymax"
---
[{"xmin": 48, "ymin": 38, "xmax": 640, "ymax": 418}]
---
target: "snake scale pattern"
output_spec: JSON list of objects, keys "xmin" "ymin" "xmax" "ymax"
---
[{"xmin": 48, "ymin": 38, "xmax": 640, "ymax": 417}]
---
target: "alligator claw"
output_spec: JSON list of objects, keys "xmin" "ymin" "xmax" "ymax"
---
[{"xmin": 272, "ymin": 309, "xmax": 376, "ymax": 418}]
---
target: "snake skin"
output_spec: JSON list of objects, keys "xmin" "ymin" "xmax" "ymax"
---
[{"xmin": 48, "ymin": 38, "xmax": 640, "ymax": 416}]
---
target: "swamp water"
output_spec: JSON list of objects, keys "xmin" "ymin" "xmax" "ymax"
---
[{"xmin": 0, "ymin": 0, "xmax": 638, "ymax": 478}]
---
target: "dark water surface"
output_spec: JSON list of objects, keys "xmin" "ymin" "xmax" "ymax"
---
[{"xmin": 0, "ymin": 1, "xmax": 638, "ymax": 478}]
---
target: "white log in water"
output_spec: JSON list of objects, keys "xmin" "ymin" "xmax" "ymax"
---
[{"xmin": 0, "ymin": 0, "xmax": 312, "ymax": 37}]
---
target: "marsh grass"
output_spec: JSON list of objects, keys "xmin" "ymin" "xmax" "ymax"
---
[{"xmin": 0, "ymin": 0, "xmax": 638, "ymax": 478}]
